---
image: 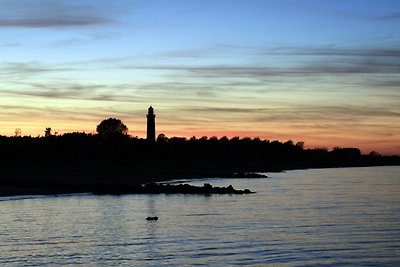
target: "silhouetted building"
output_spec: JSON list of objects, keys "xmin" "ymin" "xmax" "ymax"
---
[{"xmin": 147, "ymin": 106, "xmax": 156, "ymax": 142}]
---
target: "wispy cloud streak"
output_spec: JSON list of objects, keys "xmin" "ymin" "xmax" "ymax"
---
[
  {"xmin": 0, "ymin": 1, "xmax": 113, "ymax": 28},
  {"xmin": 372, "ymin": 12, "xmax": 400, "ymax": 21}
]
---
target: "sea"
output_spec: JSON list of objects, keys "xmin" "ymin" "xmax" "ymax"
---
[{"xmin": 1, "ymin": 166, "xmax": 399, "ymax": 266}]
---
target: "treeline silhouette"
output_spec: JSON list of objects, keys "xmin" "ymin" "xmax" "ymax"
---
[
  {"xmin": 1, "ymin": 132, "xmax": 398, "ymax": 169},
  {"xmin": 0, "ymin": 132, "xmax": 399, "ymax": 196}
]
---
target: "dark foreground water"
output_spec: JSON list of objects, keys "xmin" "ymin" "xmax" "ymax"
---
[{"xmin": 1, "ymin": 166, "xmax": 400, "ymax": 266}]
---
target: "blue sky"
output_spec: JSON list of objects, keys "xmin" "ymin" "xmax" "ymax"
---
[{"xmin": 0, "ymin": 0, "xmax": 399, "ymax": 154}]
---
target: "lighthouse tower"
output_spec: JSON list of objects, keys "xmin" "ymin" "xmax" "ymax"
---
[{"xmin": 146, "ymin": 106, "xmax": 156, "ymax": 142}]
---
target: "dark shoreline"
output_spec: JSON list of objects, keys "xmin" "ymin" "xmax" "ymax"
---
[
  {"xmin": 0, "ymin": 169, "xmax": 265, "ymax": 197},
  {"xmin": 1, "ymin": 163, "xmax": 399, "ymax": 197},
  {"xmin": 1, "ymin": 134, "xmax": 399, "ymax": 197}
]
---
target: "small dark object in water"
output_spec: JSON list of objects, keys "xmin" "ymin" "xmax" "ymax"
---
[{"xmin": 146, "ymin": 216, "xmax": 158, "ymax": 221}]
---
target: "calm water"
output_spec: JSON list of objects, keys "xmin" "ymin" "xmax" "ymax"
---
[{"xmin": 1, "ymin": 166, "xmax": 400, "ymax": 266}]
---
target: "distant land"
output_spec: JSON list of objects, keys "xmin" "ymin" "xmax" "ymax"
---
[{"xmin": 0, "ymin": 132, "xmax": 399, "ymax": 197}]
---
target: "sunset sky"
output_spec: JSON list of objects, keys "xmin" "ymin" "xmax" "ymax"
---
[{"xmin": 0, "ymin": 0, "xmax": 399, "ymax": 154}]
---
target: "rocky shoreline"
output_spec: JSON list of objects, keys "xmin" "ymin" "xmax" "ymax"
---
[
  {"xmin": 92, "ymin": 182, "xmax": 254, "ymax": 195},
  {"xmin": 1, "ymin": 133, "xmax": 399, "ymax": 198},
  {"xmin": 0, "ymin": 172, "xmax": 264, "ymax": 197}
]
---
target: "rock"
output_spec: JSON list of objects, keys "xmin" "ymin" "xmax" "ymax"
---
[{"xmin": 203, "ymin": 183, "xmax": 213, "ymax": 190}]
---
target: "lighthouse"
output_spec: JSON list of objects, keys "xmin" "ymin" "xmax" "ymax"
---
[{"xmin": 146, "ymin": 106, "xmax": 156, "ymax": 142}]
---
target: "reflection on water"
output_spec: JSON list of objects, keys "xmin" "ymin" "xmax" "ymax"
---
[{"xmin": 1, "ymin": 166, "xmax": 400, "ymax": 266}]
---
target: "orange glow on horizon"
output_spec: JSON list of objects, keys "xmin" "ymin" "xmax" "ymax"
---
[{"xmin": 1, "ymin": 116, "xmax": 399, "ymax": 156}]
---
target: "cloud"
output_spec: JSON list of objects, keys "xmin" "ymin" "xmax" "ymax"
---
[
  {"xmin": 0, "ymin": 42, "xmax": 20, "ymax": 47},
  {"xmin": 61, "ymin": 44, "xmax": 399, "ymax": 84},
  {"xmin": 181, "ymin": 107, "xmax": 270, "ymax": 114},
  {"xmin": 119, "ymin": 61, "xmax": 400, "ymax": 78},
  {"xmin": 0, "ymin": 62, "xmax": 75, "ymax": 83},
  {"xmin": 3, "ymin": 45, "xmax": 398, "ymax": 105},
  {"xmin": 372, "ymin": 12, "xmax": 400, "ymax": 21},
  {"xmin": 0, "ymin": 1, "xmax": 113, "ymax": 28},
  {"xmin": 328, "ymin": 8, "xmax": 400, "ymax": 23},
  {"xmin": 269, "ymin": 47, "xmax": 400, "ymax": 57},
  {"xmin": 368, "ymin": 80, "xmax": 400, "ymax": 88},
  {"xmin": 0, "ymin": 62, "xmax": 73, "ymax": 76},
  {"xmin": 0, "ymin": 17, "xmax": 109, "ymax": 28},
  {"xmin": 110, "ymin": 45, "xmax": 400, "ymax": 80},
  {"xmin": 0, "ymin": 77, "xmax": 223, "ymax": 104},
  {"xmin": 178, "ymin": 104, "xmax": 400, "ymax": 124},
  {"xmin": 0, "ymin": 81, "xmax": 142, "ymax": 103},
  {"xmin": 0, "ymin": 96, "xmax": 149, "ymax": 122},
  {"xmin": 158, "ymin": 44, "xmax": 254, "ymax": 59}
]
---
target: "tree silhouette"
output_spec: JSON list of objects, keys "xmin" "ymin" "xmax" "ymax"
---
[
  {"xmin": 45, "ymin": 127, "xmax": 52, "ymax": 137},
  {"xmin": 96, "ymin": 118, "xmax": 128, "ymax": 137},
  {"xmin": 14, "ymin": 128, "xmax": 21, "ymax": 137},
  {"xmin": 157, "ymin": 133, "xmax": 167, "ymax": 143}
]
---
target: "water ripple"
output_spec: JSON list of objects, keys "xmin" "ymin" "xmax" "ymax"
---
[{"xmin": 0, "ymin": 166, "xmax": 399, "ymax": 266}]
